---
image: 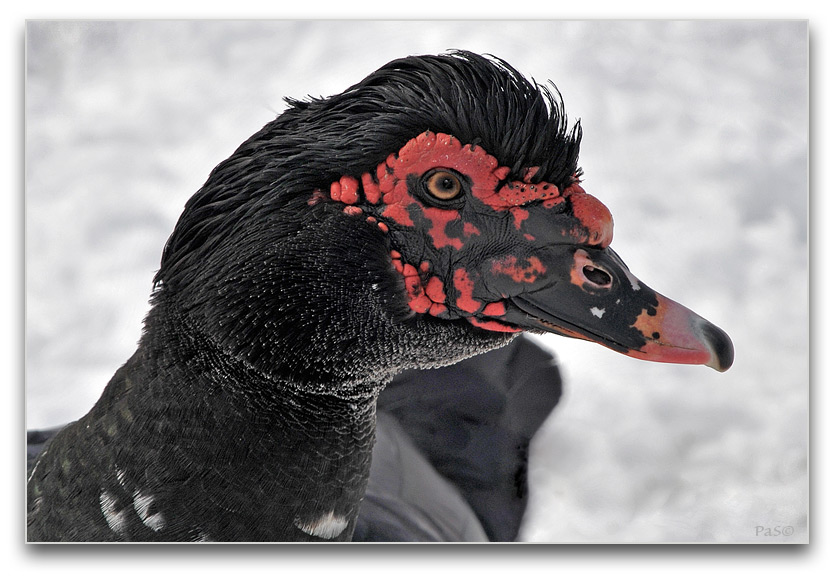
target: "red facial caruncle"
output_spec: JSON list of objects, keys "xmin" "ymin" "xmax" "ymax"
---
[
  {"xmin": 309, "ymin": 128, "xmax": 732, "ymax": 372},
  {"xmin": 314, "ymin": 130, "xmax": 614, "ymax": 332}
]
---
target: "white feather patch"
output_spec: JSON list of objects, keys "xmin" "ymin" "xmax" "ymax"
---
[
  {"xmin": 190, "ymin": 529, "xmax": 213, "ymax": 542},
  {"xmin": 133, "ymin": 490, "xmax": 165, "ymax": 532},
  {"xmin": 99, "ymin": 489, "xmax": 129, "ymax": 536},
  {"xmin": 294, "ymin": 511, "xmax": 349, "ymax": 539},
  {"xmin": 115, "ymin": 466, "xmax": 127, "ymax": 487}
]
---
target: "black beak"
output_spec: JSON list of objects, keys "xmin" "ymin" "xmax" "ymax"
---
[{"xmin": 499, "ymin": 246, "xmax": 734, "ymax": 372}]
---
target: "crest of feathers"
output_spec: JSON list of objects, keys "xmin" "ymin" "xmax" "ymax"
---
[{"xmin": 155, "ymin": 51, "xmax": 582, "ymax": 291}]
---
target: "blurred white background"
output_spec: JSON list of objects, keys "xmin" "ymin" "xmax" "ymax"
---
[{"xmin": 24, "ymin": 20, "xmax": 807, "ymax": 543}]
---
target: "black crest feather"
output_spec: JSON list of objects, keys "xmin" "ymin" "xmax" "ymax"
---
[{"xmin": 156, "ymin": 51, "xmax": 582, "ymax": 291}]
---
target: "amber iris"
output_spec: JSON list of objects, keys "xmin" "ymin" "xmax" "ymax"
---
[{"xmin": 424, "ymin": 170, "xmax": 463, "ymax": 201}]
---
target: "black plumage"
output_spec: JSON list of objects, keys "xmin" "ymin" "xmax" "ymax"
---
[
  {"xmin": 28, "ymin": 335, "xmax": 561, "ymax": 542},
  {"xmin": 27, "ymin": 51, "xmax": 732, "ymax": 542}
]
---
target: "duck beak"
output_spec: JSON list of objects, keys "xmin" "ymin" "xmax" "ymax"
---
[{"xmin": 499, "ymin": 246, "xmax": 734, "ymax": 372}]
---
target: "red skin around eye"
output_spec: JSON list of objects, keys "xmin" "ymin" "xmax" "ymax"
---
[
  {"xmin": 490, "ymin": 256, "xmax": 547, "ymax": 284},
  {"xmin": 509, "ymin": 207, "xmax": 529, "ymax": 230},
  {"xmin": 467, "ymin": 316, "xmax": 521, "ymax": 333},
  {"xmin": 563, "ymin": 183, "xmax": 614, "ymax": 248},
  {"xmin": 422, "ymin": 207, "xmax": 464, "ymax": 250},
  {"xmin": 481, "ymin": 301, "xmax": 507, "ymax": 317},
  {"xmin": 425, "ymin": 277, "xmax": 446, "ymax": 304},
  {"xmin": 361, "ymin": 172, "xmax": 382, "ymax": 205},
  {"xmin": 453, "ymin": 268, "xmax": 483, "ymax": 313},
  {"xmin": 391, "ymin": 260, "xmax": 447, "ymax": 316},
  {"xmin": 323, "ymin": 131, "xmax": 614, "ymax": 334}
]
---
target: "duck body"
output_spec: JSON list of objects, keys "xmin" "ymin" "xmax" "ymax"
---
[
  {"xmin": 29, "ymin": 306, "xmax": 378, "ymax": 542},
  {"xmin": 27, "ymin": 334, "xmax": 559, "ymax": 542},
  {"xmin": 27, "ymin": 188, "xmax": 507, "ymax": 542},
  {"xmin": 27, "ymin": 52, "xmax": 732, "ymax": 542}
]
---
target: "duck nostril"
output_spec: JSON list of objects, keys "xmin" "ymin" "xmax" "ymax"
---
[{"xmin": 582, "ymin": 265, "xmax": 612, "ymax": 287}]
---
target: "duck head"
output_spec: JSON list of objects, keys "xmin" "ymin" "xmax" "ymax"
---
[
  {"xmin": 322, "ymin": 130, "xmax": 733, "ymax": 372},
  {"xmin": 156, "ymin": 51, "xmax": 733, "ymax": 380}
]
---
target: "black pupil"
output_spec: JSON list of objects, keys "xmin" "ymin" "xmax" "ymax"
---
[{"xmin": 425, "ymin": 171, "xmax": 461, "ymax": 200}]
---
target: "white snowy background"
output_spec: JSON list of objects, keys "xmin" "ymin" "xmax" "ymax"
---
[{"xmin": 24, "ymin": 20, "xmax": 808, "ymax": 543}]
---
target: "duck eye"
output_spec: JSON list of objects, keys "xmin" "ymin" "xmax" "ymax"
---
[{"xmin": 423, "ymin": 170, "xmax": 463, "ymax": 201}]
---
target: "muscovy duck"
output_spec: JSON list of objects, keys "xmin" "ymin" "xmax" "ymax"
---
[{"xmin": 26, "ymin": 51, "xmax": 733, "ymax": 542}]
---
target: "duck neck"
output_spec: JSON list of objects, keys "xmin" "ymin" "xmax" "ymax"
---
[{"xmin": 119, "ymin": 302, "xmax": 382, "ymax": 541}]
